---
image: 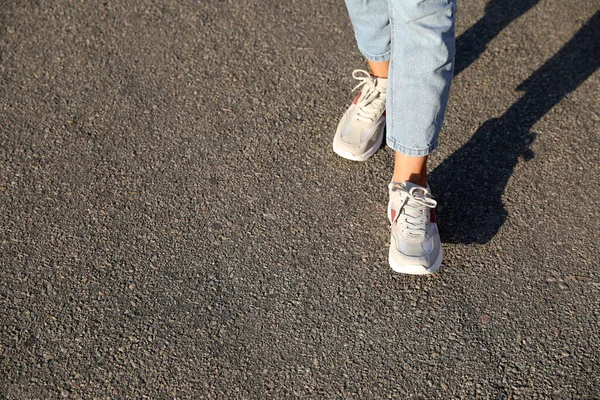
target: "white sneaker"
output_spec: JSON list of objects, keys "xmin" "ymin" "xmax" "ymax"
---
[
  {"xmin": 333, "ymin": 70, "xmax": 387, "ymax": 161},
  {"xmin": 388, "ymin": 182, "xmax": 442, "ymax": 275}
]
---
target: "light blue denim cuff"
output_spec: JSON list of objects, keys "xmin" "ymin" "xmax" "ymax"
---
[
  {"xmin": 357, "ymin": 45, "xmax": 391, "ymax": 63},
  {"xmin": 387, "ymin": 137, "xmax": 439, "ymax": 157}
]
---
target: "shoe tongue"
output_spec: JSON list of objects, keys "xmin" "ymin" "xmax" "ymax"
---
[
  {"xmin": 375, "ymin": 77, "xmax": 388, "ymax": 89},
  {"xmin": 389, "ymin": 181, "xmax": 427, "ymax": 205}
]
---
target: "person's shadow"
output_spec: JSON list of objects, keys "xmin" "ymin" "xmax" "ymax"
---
[
  {"xmin": 454, "ymin": 0, "xmax": 542, "ymax": 77},
  {"xmin": 429, "ymin": 11, "xmax": 600, "ymax": 244}
]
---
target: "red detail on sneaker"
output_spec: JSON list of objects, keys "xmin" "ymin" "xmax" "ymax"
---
[
  {"xmin": 430, "ymin": 209, "xmax": 437, "ymax": 224},
  {"xmin": 352, "ymin": 92, "xmax": 362, "ymax": 105},
  {"xmin": 391, "ymin": 209, "xmax": 397, "ymax": 223}
]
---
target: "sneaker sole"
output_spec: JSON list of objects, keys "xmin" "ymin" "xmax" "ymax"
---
[
  {"xmin": 388, "ymin": 246, "xmax": 443, "ymax": 275},
  {"xmin": 332, "ymin": 130, "xmax": 384, "ymax": 162}
]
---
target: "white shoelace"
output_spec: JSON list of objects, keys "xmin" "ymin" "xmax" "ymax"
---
[
  {"xmin": 391, "ymin": 184, "xmax": 437, "ymax": 240},
  {"xmin": 351, "ymin": 69, "xmax": 386, "ymax": 124}
]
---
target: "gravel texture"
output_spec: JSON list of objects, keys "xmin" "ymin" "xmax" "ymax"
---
[{"xmin": 1, "ymin": 0, "xmax": 599, "ymax": 398}]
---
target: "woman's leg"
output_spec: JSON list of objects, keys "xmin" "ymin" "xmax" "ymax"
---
[
  {"xmin": 333, "ymin": 1, "xmax": 391, "ymax": 161},
  {"xmin": 393, "ymin": 153, "xmax": 428, "ymax": 187},
  {"xmin": 386, "ymin": 0, "xmax": 456, "ymax": 274},
  {"xmin": 386, "ymin": 0, "xmax": 456, "ymax": 158},
  {"xmin": 344, "ymin": 0, "xmax": 391, "ymax": 64}
]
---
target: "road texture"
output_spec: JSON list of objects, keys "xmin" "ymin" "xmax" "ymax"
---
[{"xmin": 1, "ymin": 0, "xmax": 599, "ymax": 398}]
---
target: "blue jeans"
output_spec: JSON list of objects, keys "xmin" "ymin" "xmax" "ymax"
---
[{"xmin": 344, "ymin": 0, "xmax": 456, "ymax": 156}]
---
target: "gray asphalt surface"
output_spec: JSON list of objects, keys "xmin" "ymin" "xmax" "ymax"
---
[{"xmin": 1, "ymin": 0, "xmax": 599, "ymax": 398}]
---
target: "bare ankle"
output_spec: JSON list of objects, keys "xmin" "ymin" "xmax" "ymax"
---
[
  {"xmin": 392, "ymin": 173, "xmax": 427, "ymax": 187},
  {"xmin": 392, "ymin": 152, "xmax": 428, "ymax": 187}
]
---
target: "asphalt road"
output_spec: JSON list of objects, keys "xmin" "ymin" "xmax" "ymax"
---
[{"xmin": 1, "ymin": 0, "xmax": 599, "ymax": 398}]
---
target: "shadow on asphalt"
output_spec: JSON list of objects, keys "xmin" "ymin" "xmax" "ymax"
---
[
  {"xmin": 431, "ymin": 10, "xmax": 600, "ymax": 244},
  {"xmin": 454, "ymin": 0, "xmax": 542, "ymax": 77}
]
